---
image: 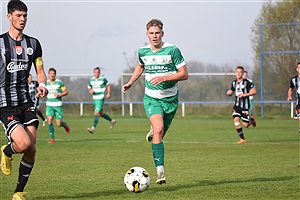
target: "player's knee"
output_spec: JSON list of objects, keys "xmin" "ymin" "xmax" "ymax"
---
[
  {"xmin": 15, "ymin": 139, "xmax": 32, "ymax": 153},
  {"xmin": 243, "ymin": 121, "xmax": 250, "ymax": 128},
  {"xmin": 153, "ymin": 126, "xmax": 164, "ymax": 136},
  {"xmin": 27, "ymin": 145, "xmax": 36, "ymax": 156},
  {"xmin": 234, "ymin": 122, "xmax": 240, "ymax": 127}
]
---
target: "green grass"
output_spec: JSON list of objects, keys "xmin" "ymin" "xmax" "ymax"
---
[{"xmin": 0, "ymin": 117, "xmax": 299, "ymax": 200}]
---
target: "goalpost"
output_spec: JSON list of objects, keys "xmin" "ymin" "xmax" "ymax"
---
[{"xmin": 259, "ymin": 22, "xmax": 300, "ymax": 118}]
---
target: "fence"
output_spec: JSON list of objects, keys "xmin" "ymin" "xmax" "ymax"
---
[{"xmin": 38, "ymin": 101, "xmax": 295, "ymax": 118}]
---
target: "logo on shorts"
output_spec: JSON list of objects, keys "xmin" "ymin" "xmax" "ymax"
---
[
  {"xmin": 148, "ymin": 108, "xmax": 151, "ymax": 114},
  {"xmin": 7, "ymin": 115, "xmax": 14, "ymax": 121}
]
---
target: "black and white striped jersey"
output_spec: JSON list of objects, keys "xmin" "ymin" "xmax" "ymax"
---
[
  {"xmin": 230, "ymin": 79, "xmax": 255, "ymax": 110},
  {"xmin": 289, "ymin": 76, "xmax": 300, "ymax": 105},
  {"xmin": 0, "ymin": 32, "xmax": 42, "ymax": 107}
]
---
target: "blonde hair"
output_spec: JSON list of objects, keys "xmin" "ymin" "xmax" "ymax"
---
[{"xmin": 146, "ymin": 19, "xmax": 163, "ymax": 30}]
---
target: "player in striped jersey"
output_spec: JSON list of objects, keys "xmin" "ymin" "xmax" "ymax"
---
[
  {"xmin": 0, "ymin": 1, "xmax": 48, "ymax": 199},
  {"xmin": 287, "ymin": 62, "xmax": 300, "ymax": 133},
  {"xmin": 86, "ymin": 67, "xmax": 116, "ymax": 133},
  {"xmin": 227, "ymin": 66, "xmax": 257, "ymax": 144},
  {"xmin": 45, "ymin": 68, "xmax": 70, "ymax": 144},
  {"xmin": 28, "ymin": 74, "xmax": 47, "ymax": 126},
  {"xmin": 122, "ymin": 19, "xmax": 188, "ymax": 185}
]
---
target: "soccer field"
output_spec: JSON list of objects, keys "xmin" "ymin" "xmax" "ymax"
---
[{"xmin": 1, "ymin": 117, "xmax": 299, "ymax": 200}]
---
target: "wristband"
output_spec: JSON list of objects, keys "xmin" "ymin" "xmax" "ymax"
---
[{"xmin": 39, "ymin": 82, "xmax": 46, "ymax": 87}]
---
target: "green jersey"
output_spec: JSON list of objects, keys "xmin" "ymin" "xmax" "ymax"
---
[
  {"xmin": 46, "ymin": 79, "xmax": 66, "ymax": 107},
  {"xmin": 248, "ymin": 78, "xmax": 254, "ymax": 100},
  {"xmin": 88, "ymin": 77, "xmax": 109, "ymax": 100},
  {"xmin": 138, "ymin": 42, "xmax": 186, "ymax": 100}
]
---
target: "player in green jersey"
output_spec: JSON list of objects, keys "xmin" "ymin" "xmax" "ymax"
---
[
  {"xmin": 242, "ymin": 70, "xmax": 256, "ymax": 127},
  {"xmin": 45, "ymin": 68, "xmax": 70, "ymax": 144},
  {"xmin": 86, "ymin": 67, "xmax": 116, "ymax": 133},
  {"xmin": 122, "ymin": 19, "xmax": 188, "ymax": 185},
  {"xmin": 242, "ymin": 71, "xmax": 254, "ymax": 110}
]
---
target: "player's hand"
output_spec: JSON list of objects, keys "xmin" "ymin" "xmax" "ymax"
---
[
  {"xmin": 36, "ymin": 86, "xmax": 48, "ymax": 98},
  {"xmin": 238, "ymin": 93, "xmax": 245, "ymax": 98},
  {"xmin": 287, "ymin": 96, "xmax": 292, "ymax": 101},
  {"xmin": 150, "ymin": 76, "xmax": 166, "ymax": 86},
  {"xmin": 122, "ymin": 83, "xmax": 132, "ymax": 94},
  {"xmin": 89, "ymin": 90, "xmax": 94, "ymax": 94},
  {"xmin": 227, "ymin": 90, "xmax": 232, "ymax": 96},
  {"xmin": 106, "ymin": 94, "xmax": 111, "ymax": 99},
  {"xmin": 54, "ymin": 92, "xmax": 60, "ymax": 98}
]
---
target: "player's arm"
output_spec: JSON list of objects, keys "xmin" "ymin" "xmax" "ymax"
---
[
  {"xmin": 149, "ymin": 65, "xmax": 188, "ymax": 86},
  {"xmin": 227, "ymin": 89, "xmax": 234, "ymax": 96},
  {"xmin": 57, "ymin": 86, "xmax": 68, "ymax": 97},
  {"xmin": 287, "ymin": 88, "xmax": 293, "ymax": 101},
  {"xmin": 238, "ymin": 87, "xmax": 256, "ymax": 98},
  {"xmin": 247, "ymin": 87, "xmax": 257, "ymax": 96},
  {"xmin": 35, "ymin": 57, "xmax": 48, "ymax": 98},
  {"xmin": 227, "ymin": 83, "xmax": 234, "ymax": 96},
  {"xmin": 106, "ymin": 84, "xmax": 111, "ymax": 99},
  {"xmin": 88, "ymin": 87, "xmax": 94, "ymax": 94},
  {"xmin": 122, "ymin": 63, "xmax": 144, "ymax": 93}
]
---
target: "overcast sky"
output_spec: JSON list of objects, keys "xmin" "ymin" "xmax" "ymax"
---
[{"xmin": 1, "ymin": 0, "xmax": 265, "ymax": 83}]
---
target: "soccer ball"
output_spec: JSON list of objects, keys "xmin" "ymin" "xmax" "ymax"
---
[{"xmin": 124, "ymin": 166, "xmax": 150, "ymax": 193}]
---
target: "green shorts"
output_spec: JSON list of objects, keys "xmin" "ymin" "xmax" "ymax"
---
[
  {"xmin": 143, "ymin": 95, "xmax": 178, "ymax": 132},
  {"xmin": 46, "ymin": 106, "xmax": 64, "ymax": 120},
  {"xmin": 94, "ymin": 99, "xmax": 104, "ymax": 112}
]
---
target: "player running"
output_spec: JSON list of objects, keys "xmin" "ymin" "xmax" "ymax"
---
[
  {"xmin": 122, "ymin": 19, "xmax": 188, "ymax": 185},
  {"xmin": 227, "ymin": 66, "xmax": 257, "ymax": 144},
  {"xmin": 45, "ymin": 68, "xmax": 70, "ymax": 144},
  {"xmin": 0, "ymin": 1, "xmax": 48, "ymax": 199},
  {"xmin": 86, "ymin": 67, "xmax": 116, "ymax": 133}
]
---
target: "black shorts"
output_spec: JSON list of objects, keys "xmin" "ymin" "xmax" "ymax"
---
[
  {"xmin": 0, "ymin": 102, "xmax": 39, "ymax": 142},
  {"xmin": 232, "ymin": 105, "xmax": 251, "ymax": 122}
]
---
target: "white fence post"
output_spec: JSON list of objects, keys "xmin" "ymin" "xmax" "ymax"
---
[
  {"xmin": 130, "ymin": 103, "xmax": 133, "ymax": 116},
  {"xmin": 291, "ymin": 101, "xmax": 294, "ymax": 118},
  {"xmin": 80, "ymin": 102, "xmax": 83, "ymax": 117},
  {"xmin": 182, "ymin": 102, "xmax": 185, "ymax": 117}
]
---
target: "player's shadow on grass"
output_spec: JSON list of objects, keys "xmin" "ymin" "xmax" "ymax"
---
[
  {"xmin": 41, "ymin": 176, "xmax": 297, "ymax": 199},
  {"xmin": 194, "ymin": 176, "xmax": 296, "ymax": 187},
  {"xmin": 150, "ymin": 176, "xmax": 297, "ymax": 193}
]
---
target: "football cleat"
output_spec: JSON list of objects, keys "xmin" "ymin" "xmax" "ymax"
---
[
  {"xmin": 236, "ymin": 139, "xmax": 246, "ymax": 144},
  {"xmin": 64, "ymin": 124, "xmax": 70, "ymax": 134},
  {"xmin": 42, "ymin": 119, "xmax": 47, "ymax": 127},
  {"xmin": 110, "ymin": 119, "xmax": 116, "ymax": 129},
  {"xmin": 1, "ymin": 145, "xmax": 12, "ymax": 176},
  {"xmin": 146, "ymin": 126, "xmax": 153, "ymax": 142},
  {"xmin": 156, "ymin": 175, "xmax": 166, "ymax": 185},
  {"xmin": 251, "ymin": 116, "xmax": 257, "ymax": 127},
  {"xmin": 12, "ymin": 192, "xmax": 28, "ymax": 200},
  {"xmin": 87, "ymin": 127, "xmax": 94, "ymax": 134},
  {"xmin": 48, "ymin": 139, "xmax": 55, "ymax": 144}
]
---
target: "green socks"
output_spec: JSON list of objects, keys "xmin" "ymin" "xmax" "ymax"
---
[
  {"xmin": 48, "ymin": 124, "xmax": 54, "ymax": 138},
  {"xmin": 102, "ymin": 113, "xmax": 112, "ymax": 121},
  {"xmin": 152, "ymin": 142, "xmax": 164, "ymax": 167},
  {"xmin": 93, "ymin": 116, "xmax": 99, "ymax": 127}
]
